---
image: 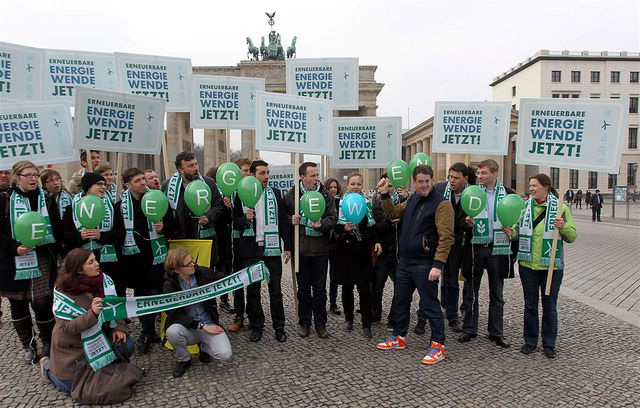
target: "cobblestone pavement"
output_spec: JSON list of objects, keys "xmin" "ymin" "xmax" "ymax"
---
[{"xmin": 1, "ymin": 221, "xmax": 639, "ymax": 406}]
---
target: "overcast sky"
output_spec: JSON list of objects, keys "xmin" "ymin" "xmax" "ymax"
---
[{"xmin": 2, "ymin": 0, "xmax": 639, "ymax": 164}]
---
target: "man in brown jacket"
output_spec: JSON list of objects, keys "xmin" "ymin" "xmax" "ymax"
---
[{"xmin": 375, "ymin": 165, "xmax": 454, "ymax": 365}]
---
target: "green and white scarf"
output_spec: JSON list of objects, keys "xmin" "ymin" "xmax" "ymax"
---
[
  {"xmin": 71, "ymin": 193, "xmax": 118, "ymax": 262},
  {"xmin": 517, "ymin": 194, "xmax": 563, "ymax": 268},
  {"xmin": 52, "ymin": 274, "xmax": 118, "ymax": 372},
  {"xmin": 472, "ymin": 180, "xmax": 510, "ymax": 255},
  {"xmin": 239, "ymin": 187, "xmax": 281, "ymax": 257},
  {"xmin": 56, "ymin": 190, "xmax": 73, "ymax": 220},
  {"xmin": 166, "ymin": 172, "xmax": 215, "ymax": 238},
  {"xmin": 299, "ymin": 181, "xmax": 322, "ymax": 237},
  {"xmin": 106, "ymin": 183, "xmax": 117, "ymax": 203},
  {"xmin": 9, "ymin": 187, "xmax": 55, "ymax": 280},
  {"xmin": 120, "ymin": 189, "xmax": 168, "ymax": 264},
  {"xmin": 337, "ymin": 192, "xmax": 376, "ymax": 230},
  {"xmin": 99, "ymin": 261, "xmax": 270, "ymax": 322}
]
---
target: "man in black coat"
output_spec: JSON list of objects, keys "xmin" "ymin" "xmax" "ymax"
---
[
  {"xmin": 433, "ymin": 162, "xmax": 473, "ymax": 333},
  {"xmin": 114, "ymin": 168, "xmax": 176, "ymax": 352},
  {"xmin": 233, "ymin": 160, "xmax": 292, "ymax": 343}
]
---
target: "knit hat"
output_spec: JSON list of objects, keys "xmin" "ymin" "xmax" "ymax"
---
[{"xmin": 81, "ymin": 172, "xmax": 106, "ymax": 193}]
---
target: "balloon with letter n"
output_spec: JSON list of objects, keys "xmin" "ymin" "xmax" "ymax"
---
[
  {"xmin": 409, "ymin": 153, "xmax": 432, "ymax": 171},
  {"xmin": 216, "ymin": 162, "xmax": 242, "ymax": 197},
  {"xmin": 341, "ymin": 193, "xmax": 367, "ymax": 224},
  {"xmin": 75, "ymin": 195, "xmax": 106, "ymax": 229},
  {"xmin": 14, "ymin": 211, "xmax": 47, "ymax": 248},
  {"xmin": 184, "ymin": 180, "xmax": 212, "ymax": 216},
  {"xmin": 461, "ymin": 186, "xmax": 487, "ymax": 218},
  {"xmin": 237, "ymin": 176, "xmax": 263, "ymax": 208},
  {"xmin": 496, "ymin": 194, "xmax": 526, "ymax": 226},
  {"xmin": 300, "ymin": 191, "xmax": 325, "ymax": 222},
  {"xmin": 387, "ymin": 160, "xmax": 410, "ymax": 188},
  {"xmin": 142, "ymin": 190, "xmax": 169, "ymax": 222}
]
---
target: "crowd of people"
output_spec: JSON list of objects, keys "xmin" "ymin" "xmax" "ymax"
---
[{"xmin": 0, "ymin": 152, "xmax": 577, "ymax": 404}]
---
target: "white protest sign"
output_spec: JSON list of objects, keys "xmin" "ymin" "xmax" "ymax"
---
[
  {"xmin": 0, "ymin": 42, "xmax": 45, "ymax": 102},
  {"xmin": 267, "ymin": 163, "xmax": 322, "ymax": 198},
  {"xmin": 256, "ymin": 91, "xmax": 332, "ymax": 155},
  {"xmin": 73, "ymin": 87, "xmax": 166, "ymax": 154},
  {"xmin": 44, "ymin": 49, "xmax": 118, "ymax": 105},
  {"xmin": 331, "ymin": 116, "xmax": 402, "ymax": 169},
  {"xmin": 516, "ymin": 98, "xmax": 628, "ymax": 172},
  {"xmin": 286, "ymin": 58, "xmax": 359, "ymax": 111},
  {"xmin": 115, "ymin": 52, "xmax": 191, "ymax": 112},
  {"xmin": 433, "ymin": 101, "xmax": 511, "ymax": 155},
  {"xmin": 191, "ymin": 75, "xmax": 264, "ymax": 130},
  {"xmin": 0, "ymin": 101, "xmax": 76, "ymax": 168}
]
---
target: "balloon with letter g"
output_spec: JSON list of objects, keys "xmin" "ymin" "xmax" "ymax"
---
[
  {"xmin": 141, "ymin": 190, "xmax": 169, "ymax": 222},
  {"xmin": 216, "ymin": 162, "xmax": 242, "ymax": 197},
  {"xmin": 184, "ymin": 180, "xmax": 212, "ymax": 216},
  {"xmin": 461, "ymin": 186, "xmax": 487, "ymax": 218},
  {"xmin": 386, "ymin": 160, "xmax": 410, "ymax": 188},
  {"xmin": 341, "ymin": 193, "xmax": 367, "ymax": 224},
  {"xmin": 14, "ymin": 211, "xmax": 47, "ymax": 248},
  {"xmin": 300, "ymin": 191, "xmax": 325, "ymax": 222}
]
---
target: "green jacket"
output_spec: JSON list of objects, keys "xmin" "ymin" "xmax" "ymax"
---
[{"xmin": 518, "ymin": 201, "xmax": 577, "ymax": 271}]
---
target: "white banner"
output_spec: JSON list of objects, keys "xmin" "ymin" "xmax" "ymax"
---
[
  {"xmin": 286, "ymin": 58, "xmax": 359, "ymax": 111},
  {"xmin": 190, "ymin": 75, "xmax": 264, "ymax": 130},
  {"xmin": 256, "ymin": 91, "xmax": 332, "ymax": 155},
  {"xmin": 0, "ymin": 101, "xmax": 76, "ymax": 168},
  {"xmin": 331, "ymin": 116, "xmax": 402, "ymax": 169},
  {"xmin": 0, "ymin": 42, "xmax": 45, "ymax": 102},
  {"xmin": 114, "ymin": 52, "xmax": 191, "ymax": 112},
  {"xmin": 73, "ymin": 87, "xmax": 166, "ymax": 154},
  {"xmin": 433, "ymin": 101, "xmax": 511, "ymax": 155},
  {"xmin": 44, "ymin": 49, "xmax": 118, "ymax": 105},
  {"xmin": 516, "ymin": 98, "xmax": 628, "ymax": 173}
]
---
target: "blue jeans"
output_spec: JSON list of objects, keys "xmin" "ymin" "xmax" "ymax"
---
[
  {"xmin": 462, "ymin": 246, "xmax": 505, "ymax": 336},
  {"xmin": 519, "ymin": 266, "xmax": 563, "ymax": 348},
  {"xmin": 44, "ymin": 337, "xmax": 136, "ymax": 394},
  {"xmin": 392, "ymin": 261, "xmax": 445, "ymax": 343},
  {"xmin": 297, "ymin": 255, "xmax": 328, "ymax": 328}
]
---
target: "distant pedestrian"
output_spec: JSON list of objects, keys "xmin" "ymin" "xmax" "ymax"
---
[{"xmin": 590, "ymin": 189, "xmax": 603, "ymax": 222}]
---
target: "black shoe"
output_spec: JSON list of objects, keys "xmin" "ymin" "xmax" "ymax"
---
[
  {"xmin": 414, "ymin": 319, "xmax": 426, "ymax": 335},
  {"xmin": 138, "ymin": 336, "xmax": 152, "ymax": 354},
  {"xmin": 172, "ymin": 360, "xmax": 191, "ymax": 378},
  {"xmin": 488, "ymin": 334, "xmax": 511, "ymax": 349},
  {"xmin": 543, "ymin": 346, "xmax": 556, "ymax": 359},
  {"xmin": 316, "ymin": 326, "xmax": 329, "ymax": 338},
  {"xmin": 329, "ymin": 304, "xmax": 342, "ymax": 316},
  {"xmin": 249, "ymin": 328, "xmax": 262, "ymax": 342},
  {"xmin": 520, "ymin": 344, "xmax": 537, "ymax": 355},
  {"xmin": 275, "ymin": 328, "xmax": 287, "ymax": 343},
  {"xmin": 219, "ymin": 299, "xmax": 234, "ymax": 314},
  {"xmin": 458, "ymin": 332, "xmax": 477, "ymax": 343},
  {"xmin": 448, "ymin": 319, "xmax": 463, "ymax": 333},
  {"xmin": 199, "ymin": 351, "xmax": 211, "ymax": 364},
  {"xmin": 298, "ymin": 325, "xmax": 310, "ymax": 338}
]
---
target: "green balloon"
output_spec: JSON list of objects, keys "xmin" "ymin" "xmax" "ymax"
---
[
  {"xmin": 14, "ymin": 211, "xmax": 47, "ymax": 248},
  {"xmin": 461, "ymin": 186, "xmax": 487, "ymax": 218},
  {"xmin": 216, "ymin": 162, "xmax": 242, "ymax": 197},
  {"xmin": 237, "ymin": 176, "xmax": 263, "ymax": 209},
  {"xmin": 75, "ymin": 195, "xmax": 106, "ymax": 229},
  {"xmin": 300, "ymin": 191, "xmax": 326, "ymax": 222},
  {"xmin": 497, "ymin": 194, "xmax": 526, "ymax": 226},
  {"xmin": 141, "ymin": 190, "xmax": 169, "ymax": 222},
  {"xmin": 409, "ymin": 152, "xmax": 432, "ymax": 170},
  {"xmin": 387, "ymin": 160, "xmax": 410, "ymax": 188},
  {"xmin": 184, "ymin": 180, "xmax": 212, "ymax": 216}
]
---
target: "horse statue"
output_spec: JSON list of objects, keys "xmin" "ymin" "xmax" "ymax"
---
[
  {"xmin": 287, "ymin": 36, "xmax": 297, "ymax": 59},
  {"xmin": 246, "ymin": 37, "xmax": 259, "ymax": 61},
  {"xmin": 260, "ymin": 36, "xmax": 267, "ymax": 60}
]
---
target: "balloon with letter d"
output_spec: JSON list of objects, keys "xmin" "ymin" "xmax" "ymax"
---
[
  {"xmin": 184, "ymin": 180, "xmax": 212, "ymax": 216},
  {"xmin": 14, "ymin": 211, "xmax": 47, "ymax": 248},
  {"xmin": 75, "ymin": 195, "xmax": 106, "ymax": 229},
  {"xmin": 216, "ymin": 162, "xmax": 242, "ymax": 197},
  {"xmin": 237, "ymin": 176, "xmax": 263, "ymax": 209},
  {"xmin": 300, "ymin": 191, "xmax": 325, "ymax": 222},
  {"xmin": 496, "ymin": 194, "xmax": 526, "ymax": 226},
  {"xmin": 141, "ymin": 190, "xmax": 169, "ymax": 222},
  {"xmin": 387, "ymin": 160, "xmax": 410, "ymax": 188},
  {"xmin": 461, "ymin": 186, "xmax": 487, "ymax": 218},
  {"xmin": 341, "ymin": 193, "xmax": 367, "ymax": 224}
]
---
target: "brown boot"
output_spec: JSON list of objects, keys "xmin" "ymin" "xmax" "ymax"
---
[{"xmin": 228, "ymin": 317, "xmax": 244, "ymax": 332}]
